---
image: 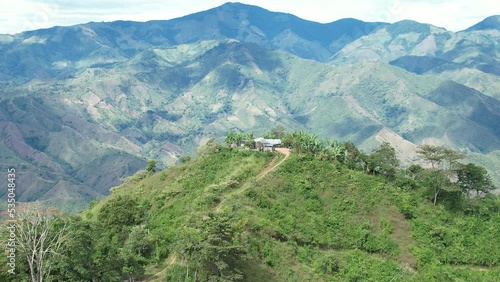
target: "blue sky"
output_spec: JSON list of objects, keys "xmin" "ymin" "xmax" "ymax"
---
[{"xmin": 1, "ymin": 0, "xmax": 498, "ymax": 34}]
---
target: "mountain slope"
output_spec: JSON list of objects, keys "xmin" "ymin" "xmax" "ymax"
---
[
  {"xmin": 331, "ymin": 18, "xmax": 500, "ymax": 102},
  {"xmin": 0, "ymin": 4, "xmax": 499, "ymax": 207},
  {"xmin": 0, "ymin": 2, "xmax": 385, "ymax": 82},
  {"xmin": 66, "ymin": 147, "xmax": 500, "ymax": 281},
  {"xmin": 335, "ymin": 21, "xmax": 499, "ymax": 72},
  {"xmin": 0, "ymin": 95, "xmax": 147, "ymax": 212},
  {"xmin": 465, "ymin": 15, "xmax": 500, "ymax": 31},
  {"xmin": 1, "ymin": 39, "xmax": 499, "ymax": 208}
]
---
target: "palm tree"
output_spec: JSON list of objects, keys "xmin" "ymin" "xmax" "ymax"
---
[
  {"xmin": 244, "ymin": 132, "xmax": 255, "ymax": 148},
  {"xmin": 234, "ymin": 132, "xmax": 245, "ymax": 147},
  {"xmin": 245, "ymin": 132, "xmax": 255, "ymax": 143},
  {"xmin": 300, "ymin": 132, "xmax": 323, "ymax": 154},
  {"xmin": 224, "ymin": 131, "xmax": 238, "ymax": 147},
  {"xmin": 327, "ymin": 140, "xmax": 346, "ymax": 162}
]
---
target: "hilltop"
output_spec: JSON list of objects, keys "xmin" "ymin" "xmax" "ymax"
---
[{"xmin": 2, "ymin": 137, "xmax": 498, "ymax": 281}]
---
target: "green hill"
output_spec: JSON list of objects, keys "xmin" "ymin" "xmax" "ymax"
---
[
  {"xmin": 1, "ymin": 3, "xmax": 499, "ymax": 210},
  {"xmin": 4, "ymin": 140, "xmax": 497, "ymax": 281},
  {"xmin": 1, "ymin": 39, "xmax": 499, "ymax": 210}
]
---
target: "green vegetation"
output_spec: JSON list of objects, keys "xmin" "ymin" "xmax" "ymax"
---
[
  {"xmin": 1, "ymin": 35, "xmax": 499, "ymax": 208},
  {"xmin": 2, "ymin": 132, "xmax": 498, "ymax": 281},
  {"xmin": 416, "ymin": 145, "xmax": 465, "ymax": 206},
  {"xmin": 147, "ymin": 160, "xmax": 157, "ymax": 174},
  {"xmin": 2, "ymin": 32, "xmax": 500, "ymax": 210},
  {"xmin": 0, "ymin": 6, "xmax": 498, "ymax": 280},
  {"xmin": 458, "ymin": 163, "xmax": 495, "ymax": 196}
]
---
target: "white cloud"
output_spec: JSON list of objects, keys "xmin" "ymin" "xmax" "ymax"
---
[
  {"xmin": 390, "ymin": 0, "xmax": 499, "ymax": 30},
  {"xmin": 0, "ymin": 0, "xmax": 498, "ymax": 34}
]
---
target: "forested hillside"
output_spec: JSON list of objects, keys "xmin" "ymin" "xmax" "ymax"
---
[
  {"xmin": 1, "ymin": 3, "xmax": 499, "ymax": 208},
  {"xmin": 2, "ymin": 132, "xmax": 498, "ymax": 281}
]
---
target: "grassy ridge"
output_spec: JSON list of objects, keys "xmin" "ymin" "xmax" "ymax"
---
[{"xmin": 77, "ymin": 146, "xmax": 499, "ymax": 281}]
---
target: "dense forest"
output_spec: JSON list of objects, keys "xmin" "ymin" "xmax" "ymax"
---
[{"xmin": 1, "ymin": 129, "xmax": 499, "ymax": 281}]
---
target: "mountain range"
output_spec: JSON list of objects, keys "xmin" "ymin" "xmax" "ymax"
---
[{"xmin": 0, "ymin": 3, "xmax": 498, "ymax": 211}]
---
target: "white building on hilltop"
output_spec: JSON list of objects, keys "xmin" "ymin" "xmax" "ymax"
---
[{"xmin": 254, "ymin": 138, "xmax": 281, "ymax": 151}]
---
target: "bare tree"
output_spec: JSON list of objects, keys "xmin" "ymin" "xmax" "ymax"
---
[{"xmin": 14, "ymin": 203, "xmax": 67, "ymax": 282}]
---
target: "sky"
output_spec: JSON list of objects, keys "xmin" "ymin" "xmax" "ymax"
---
[{"xmin": 1, "ymin": 0, "xmax": 498, "ymax": 34}]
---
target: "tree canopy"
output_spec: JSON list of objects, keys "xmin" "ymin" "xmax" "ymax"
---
[{"xmin": 458, "ymin": 163, "xmax": 495, "ymax": 196}]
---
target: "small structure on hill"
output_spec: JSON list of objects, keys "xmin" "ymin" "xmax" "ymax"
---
[{"xmin": 255, "ymin": 138, "xmax": 281, "ymax": 152}]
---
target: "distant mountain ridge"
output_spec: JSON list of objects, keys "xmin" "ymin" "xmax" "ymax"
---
[
  {"xmin": 0, "ymin": 3, "xmax": 498, "ymax": 211},
  {"xmin": 0, "ymin": 2, "xmax": 386, "ymax": 82},
  {"xmin": 1, "ymin": 3, "xmax": 496, "ymax": 81},
  {"xmin": 465, "ymin": 15, "xmax": 500, "ymax": 31}
]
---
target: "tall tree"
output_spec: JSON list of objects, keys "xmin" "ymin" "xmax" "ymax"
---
[
  {"xmin": 416, "ymin": 145, "xmax": 445, "ymax": 169},
  {"xmin": 417, "ymin": 145, "xmax": 446, "ymax": 206},
  {"xmin": 234, "ymin": 132, "xmax": 245, "ymax": 147},
  {"xmin": 14, "ymin": 203, "xmax": 67, "ymax": 282},
  {"xmin": 49, "ymin": 218, "xmax": 97, "ymax": 281},
  {"xmin": 416, "ymin": 145, "xmax": 464, "ymax": 206},
  {"xmin": 367, "ymin": 142, "xmax": 399, "ymax": 179},
  {"xmin": 120, "ymin": 225, "xmax": 153, "ymax": 281},
  {"xmin": 225, "ymin": 131, "xmax": 238, "ymax": 147},
  {"xmin": 225, "ymin": 131, "xmax": 246, "ymax": 147},
  {"xmin": 443, "ymin": 148, "xmax": 465, "ymax": 171},
  {"xmin": 458, "ymin": 163, "xmax": 495, "ymax": 196},
  {"xmin": 176, "ymin": 212, "xmax": 246, "ymax": 281},
  {"xmin": 244, "ymin": 132, "xmax": 256, "ymax": 149}
]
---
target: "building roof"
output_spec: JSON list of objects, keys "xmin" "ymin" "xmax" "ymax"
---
[{"xmin": 255, "ymin": 138, "xmax": 281, "ymax": 147}]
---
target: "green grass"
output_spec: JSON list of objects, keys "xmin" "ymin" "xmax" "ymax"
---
[{"xmin": 78, "ymin": 148, "xmax": 500, "ymax": 281}]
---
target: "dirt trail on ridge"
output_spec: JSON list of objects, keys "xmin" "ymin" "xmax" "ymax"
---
[
  {"xmin": 215, "ymin": 148, "xmax": 290, "ymax": 212},
  {"xmin": 145, "ymin": 148, "xmax": 291, "ymax": 281}
]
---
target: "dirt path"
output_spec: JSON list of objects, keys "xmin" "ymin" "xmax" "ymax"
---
[
  {"xmin": 144, "ymin": 148, "xmax": 291, "ymax": 281},
  {"xmin": 215, "ymin": 148, "xmax": 290, "ymax": 212},
  {"xmin": 256, "ymin": 148, "xmax": 290, "ymax": 181},
  {"xmin": 144, "ymin": 255, "xmax": 177, "ymax": 282}
]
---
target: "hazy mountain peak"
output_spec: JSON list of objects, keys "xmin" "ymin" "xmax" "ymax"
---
[
  {"xmin": 219, "ymin": 1, "xmax": 260, "ymax": 8},
  {"xmin": 387, "ymin": 20, "xmax": 432, "ymax": 35},
  {"xmin": 465, "ymin": 15, "xmax": 500, "ymax": 31}
]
